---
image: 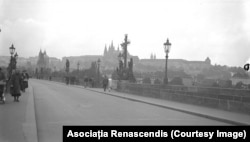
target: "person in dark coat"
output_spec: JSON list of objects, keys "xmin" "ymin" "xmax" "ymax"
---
[
  {"xmin": 20, "ymin": 71, "xmax": 25, "ymax": 92},
  {"xmin": 102, "ymin": 75, "xmax": 108, "ymax": 92},
  {"xmin": 25, "ymin": 72, "xmax": 29, "ymax": 87},
  {"xmin": 10, "ymin": 70, "xmax": 22, "ymax": 102},
  {"xmin": 0, "ymin": 68, "xmax": 6, "ymax": 101},
  {"xmin": 21, "ymin": 70, "xmax": 29, "ymax": 92}
]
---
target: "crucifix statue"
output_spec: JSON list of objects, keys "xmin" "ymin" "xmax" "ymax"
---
[{"xmin": 120, "ymin": 34, "xmax": 130, "ymax": 69}]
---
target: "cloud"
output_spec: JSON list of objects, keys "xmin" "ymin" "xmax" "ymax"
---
[
  {"xmin": 0, "ymin": 0, "xmax": 249, "ymax": 67},
  {"xmin": 0, "ymin": 18, "xmax": 46, "ymax": 57},
  {"xmin": 0, "ymin": 0, "xmax": 46, "ymax": 22},
  {"xmin": 207, "ymin": 0, "xmax": 250, "ymax": 66},
  {"xmin": 170, "ymin": 0, "xmax": 250, "ymax": 67}
]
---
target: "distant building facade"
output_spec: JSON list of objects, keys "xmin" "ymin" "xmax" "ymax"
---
[
  {"xmin": 1, "ymin": 44, "xmax": 212, "ymax": 78},
  {"xmin": 37, "ymin": 50, "xmax": 49, "ymax": 71},
  {"xmin": 137, "ymin": 57, "xmax": 211, "ymax": 75},
  {"xmin": 34, "ymin": 46, "xmax": 211, "ymax": 76},
  {"xmin": 36, "ymin": 50, "xmax": 50, "ymax": 78}
]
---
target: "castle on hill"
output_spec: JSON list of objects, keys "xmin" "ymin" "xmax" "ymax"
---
[
  {"xmin": 102, "ymin": 41, "xmax": 139, "ymax": 70},
  {"xmin": 139, "ymin": 57, "xmax": 211, "ymax": 76},
  {"xmin": 34, "ymin": 42, "xmax": 211, "ymax": 77}
]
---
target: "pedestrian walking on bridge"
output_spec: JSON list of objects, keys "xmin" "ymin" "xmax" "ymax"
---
[
  {"xmin": 10, "ymin": 70, "xmax": 22, "ymax": 102},
  {"xmin": 108, "ymin": 77, "xmax": 112, "ymax": 92},
  {"xmin": 21, "ymin": 70, "xmax": 29, "ymax": 92},
  {"xmin": 103, "ymin": 75, "xmax": 108, "ymax": 92},
  {"xmin": 0, "ymin": 68, "xmax": 6, "ymax": 102}
]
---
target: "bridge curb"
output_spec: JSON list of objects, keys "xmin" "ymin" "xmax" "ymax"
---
[{"xmin": 22, "ymin": 85, "xmax": 39, "ymax": 142}]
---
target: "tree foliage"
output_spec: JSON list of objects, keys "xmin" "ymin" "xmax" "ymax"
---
[
  {"xmin": 235, "ymin": 81, "xmax": 243, "ymax": 89},
  {"xmin": 233, "ymin": 72, "xmax": 249, "ymax": 79}
]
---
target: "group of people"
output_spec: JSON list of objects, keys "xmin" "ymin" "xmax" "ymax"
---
[
  {"xmin": 0, "ymin": 68, "xmax": 29, "ymax": 103},
  {"xmin": 83, "ymin": 77, "xmax": 94, "ymax": 88}
]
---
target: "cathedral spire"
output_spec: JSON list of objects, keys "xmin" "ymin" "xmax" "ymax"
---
[
  {"xmin": 110, "ymin": 40, "xmax": 114, "ymax": 51},
  {"xmin": 108, "ymin": 43, "xmax": 111, "ymax": 51},
  {"xmin": 39, "ymin": 49, "xmax": 42, "ymax": 57},
  {"xmin": 205, "ymin": 57, "xmax": 211, "ymax": 64},
  {"xmin": 104, "ymin": 44, "xmax": 107, "ymax": 56}
]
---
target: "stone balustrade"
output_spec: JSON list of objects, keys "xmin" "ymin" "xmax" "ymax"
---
[{"xmin": 116, "ymin": 82, "xmax": 250, "ymax": 115}]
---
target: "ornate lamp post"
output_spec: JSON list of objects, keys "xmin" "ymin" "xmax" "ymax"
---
[
  {"xmin": 163, "ymin": 38, "xmax": 171, "ymax": 84},
  {"xmin": 97, "ymin": 58, "xmax": 101, "ymax": 86},
  {"xmin": 9, "ymin": 44, "xmax": 15, "ymax": 56},
  {"xmin": 13, "ymin": 52, "xmax": 18, "ymax": 69},
  {"xmin": 9, "ymin": 44, "xmax": 16, "ymax": 76}
]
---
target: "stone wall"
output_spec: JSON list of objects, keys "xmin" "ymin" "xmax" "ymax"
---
[{"xmin": 116, "ymin": 82, "xmax": 250, "ymax": 115}]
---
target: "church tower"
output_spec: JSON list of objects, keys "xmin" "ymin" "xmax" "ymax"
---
[
  {"xmin": 205, "ymin": 57, "xmax": 211, "ymax": 65},
  {"xmin": 150, "ymin": 53, "xmax": 153, "ymax": 59},
  {"xmin": 110, "ymin": 41, "xmax": 115, "ymax": 52},
  {"xmin": 104, "ymin": 44, "xmax": 107, "ymax": 56},
  {"xmin": 37, "ymin": 50, "xmax": 50, "ymax": 74}
]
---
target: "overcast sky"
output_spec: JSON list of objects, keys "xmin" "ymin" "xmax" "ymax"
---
[{"xmin": 0, "ymin": 0, "xmax": 249, "ymax": 67}]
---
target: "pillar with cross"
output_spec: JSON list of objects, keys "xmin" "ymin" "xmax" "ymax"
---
[
  {"xmin": 115, "ymin": 34, "xmax": 135, "ymax": 82},
  {"xmin": 120, "ymin": 34, "xmax": 130, "ymax": 69}
]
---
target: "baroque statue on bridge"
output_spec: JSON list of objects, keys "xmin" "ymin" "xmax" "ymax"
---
[{"xmin": 114, "ymin": 34, "xmax": 135, "ymax": 82}]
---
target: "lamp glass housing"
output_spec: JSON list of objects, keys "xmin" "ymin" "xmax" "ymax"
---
[
  {"xmin": 164, "ymin": 39, "xmax": 171, "ymax": 54},
  {"xmin": 9, "ymin": 44, "xmax": 15, "ymax": 55}
]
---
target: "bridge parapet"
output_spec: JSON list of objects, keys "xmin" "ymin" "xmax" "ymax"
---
[{"xmin": 116, "ymin": 82, "xmax": 250, "ymax": 115}]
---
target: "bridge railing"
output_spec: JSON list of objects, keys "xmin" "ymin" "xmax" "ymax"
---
[
  {"xmin": 39, "ymin": 76, "xmax": 101, "ymax": 88},
  {"xmin": 116, "ymin": 82, "xmax": 250, "ymax": 115}
]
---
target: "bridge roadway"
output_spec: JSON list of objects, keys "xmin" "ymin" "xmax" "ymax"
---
[{"xmin": 1, "ymin": 79, "xmax": 249, "ymax": 142}]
